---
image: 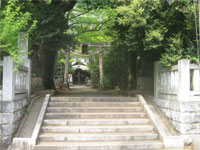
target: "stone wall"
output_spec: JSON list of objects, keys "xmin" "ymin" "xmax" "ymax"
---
[
  {"xmin": 0, "ymin": 33, "xmax": 32, "ymax": 147},
  {"xmin": 154, "ymin": 99, "xmax": 200, "ymax": 135},
  {"xmin": 154, "ymin": 59, "xmax": 200, "ymax": 136},
  {"xmin": 0, "ymin": 97, "xmax": 28, "ymax": 145},
  {"xmin": 0, "ymin": 56, "xmax": 31, "ymax": 146}
]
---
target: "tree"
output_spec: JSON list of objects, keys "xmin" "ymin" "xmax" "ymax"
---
[
  {"xmin": 28, "ymin": 0, "xmax": 76, "ymax": 89},
  {"xmin": 0, "ymin": 0, "xmax": 36, "ymax": 62},
  {"xmin": 104, "ymin": 0, "xmax": 198, "ymax": 90}
]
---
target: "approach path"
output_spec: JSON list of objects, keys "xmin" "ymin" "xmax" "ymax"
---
[{"xmin": 10, "ymin": 85, "xmax": 193, "ymax": 150}]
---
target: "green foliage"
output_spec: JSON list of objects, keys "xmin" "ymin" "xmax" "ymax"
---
[
  {"xmin": 104, "ymin": 44, "xmax": 128, "ymax": 89},
  {"xmin": 160, "ymin": 33, "xmax": 184, "ymax": 66},
  {"xmin": 0, "ymin": 0, "xmax": 36, "ymax": 61},
  {"xmin": 23, "ymin": 106, "xmax": 29, "ymax": 115},
  {"xmin": 109, "ymin": 0, "xmax": 197, "ymax": 67},
  {"xmin": 66, "ymin": 7, "xmax": 115, "ymax": 44}
]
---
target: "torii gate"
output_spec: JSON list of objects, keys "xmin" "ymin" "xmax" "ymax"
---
[{"xmin": 65, "ymin": 42, "xmax": 111, "ymax": 89}]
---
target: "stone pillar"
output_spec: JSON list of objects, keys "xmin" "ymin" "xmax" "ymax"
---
[
  {"xmin": 64, "ymin": 50, "xmax": 70, "ymax": 88},
  {"xmin": 24, "ymin": 59, "xmax": 31, "ymax": 98},
  {"xmin": 154, "ymin": 61, "xmax": 160, "ymax": 99},
  {"xmin": 18, "ymin": 32, "xmax": 31, "ymax": 98},
  {"xmin": 99, "ymin": 48, "xmax": 104, "ymax": 89},
  {"xmin": 18, "ymin": 32, "xmax": 28, "ymax": 60},
  {"xmin": 2, "ymin": 56, "xmax": 15, "ymax": 101},
  {"xmin": 178, "ymin": 59, "xmax": 190, "ymax": 101}
]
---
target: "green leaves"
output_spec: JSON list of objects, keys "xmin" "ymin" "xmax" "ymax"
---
[
  {"xmin": 0, "ymin": 0, "xmax": 36, "ymax": 61},
  {"xmin": 66, "ymin": 7, "xmax": 115, "ymax": 43},
  {"xmin": 160, "ymin": 33, "xmax": 184, "ymax": 66}
]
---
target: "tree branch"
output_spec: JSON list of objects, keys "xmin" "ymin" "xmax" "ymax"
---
[
  {"xmin": 75, "ymin": 19, "xmax": 111, "ymax": 36},
  {"xmin": 69, "ymin": 10, "xmax": 90, "ymax": 21}
]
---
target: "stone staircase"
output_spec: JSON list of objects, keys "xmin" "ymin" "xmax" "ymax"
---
[{"xmin": 35, "ymin": 97, "xmax": 166, "ymax": 150}]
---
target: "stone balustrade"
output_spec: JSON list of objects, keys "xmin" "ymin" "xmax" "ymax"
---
[
  {"xmin": 0, "ymin": 56, "xmax": 31, "ymax": 146},
  {"xmin": 154, "ymin": 59, "xmax": 200, "ymax": 139}
]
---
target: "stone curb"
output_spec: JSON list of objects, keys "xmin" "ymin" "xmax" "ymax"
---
[
  {"xmin": 137, "ymin": 94, "xmax": 184, "ymax": 149},
  {"xmin": 11, "ymin": 94, "xmax": 51, "ymax": 150},
  {"xmin": 15, "ymin": 95, "xmax": 40, "ymax": 138}
]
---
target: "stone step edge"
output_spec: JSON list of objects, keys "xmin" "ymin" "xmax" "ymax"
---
[
  {"xmin": 51, "ymin": 97, "xmax": 138, "ymax": 99},
  {"xmin": 47, "ymin": 106, "xmax": 144, "ymax": 109},
  {"xmin": 49, "ymin": 101, "xmax": 140, "ymax": 104},
  {"xmin": 45, "ymin": 112, "xmax": 146, "ymax": 115},
  {"xmin": 42, "ymin": 125, "xmax": 154, "ymax": 128},
  {"xmin": 43, "ymin": 118, "xmax": 150, "ymax": 121},
  {"xmin": 36, "ymin": 140, "xmax": 163, "ymax": 146},
  {"xmin": 39, "ymin": 132, "xmax": 158, "ymax": 137}
]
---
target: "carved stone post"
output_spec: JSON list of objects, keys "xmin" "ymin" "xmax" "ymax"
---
[
  {"xmin": 18, "ymin": 32, "xmax": 31, "ymax": 98},
  {"xmin": 18, "ymin": 32, "xmax": 29, "ymax": 60},
  {"xmin": 178, "ymin": 59, "xmax": 190, "ymax": 101}
]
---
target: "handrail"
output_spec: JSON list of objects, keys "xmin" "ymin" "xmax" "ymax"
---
[
  {"xmin": 31, "ymin": 94, "xmax": 50, "ymax": 145},
  {"xmin": 159, "ymin": 65, "xmax": 178, "ymax": 73}
]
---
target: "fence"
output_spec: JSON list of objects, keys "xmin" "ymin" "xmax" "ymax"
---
[
  {"xmin": 1, "ymin": 56, "xmax": 31, "ymax": 101},
  {"xmin": 154, "ymin": 59, "xmax": 200, "ymax": 135},
  {"xmin": 154, "ymin": 59, "xmax": 200, "ymax": 101},
  {"xmin": 0, "ymin": 56, "xmax": 31, "ymax": 146}
]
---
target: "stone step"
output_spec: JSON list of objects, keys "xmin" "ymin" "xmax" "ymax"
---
[
  {"xmin": 41, "ymin": 125, "xmax": 154, "ymax": 133},
  {"xmin": 45, "ymin": 112, "xmax": 147, "ymax": 119},
  {"xmin": 35, "ymin": 141, "xmax": 163, "ymax": 150},
  {"xmin": 47, "ymin": 107, "xmax": 144, "ymax": 113},
  {"xmin": 51, "ymin": 97, "xmax": 138, "ymax": 102},
  {"xmin": 38, "ymin": 132, "xmax": 159, "ymax": 142},
  {"xmin": 48, "ymin": 102, "xmax": 141, "ymax": 107},
  {"xmin": 43, "ymin": 118, "xmax": 151, "ymax": 126}
]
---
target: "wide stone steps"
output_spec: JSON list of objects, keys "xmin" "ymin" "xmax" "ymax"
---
[
  {"xmin": 47, "ymin": 106, "xmax": 144, "ymax": 113},
  {"xmin": 35, "ymin": 140, "xmax": 163, "ymax": 150},
  {"xmin": 36, "ymin": 96, "xmax": 164, "ymax": 149},
  {"xmin": 41, "ymin": 125, "xmax": 155, "ymax": 133},
  {"xmin": 48, "ymin": 101, "xmax": 141, "ymax": 107},
  {"xmin": 38, "ymin": 132, "xmax": 158, "ymax": 142},
  {"xmin": 51, "ymin": 97, "xmax": 138, "ymax": 102},
  {"xmin": 43, "ymin": 118, "xmax": 151, "ymax": 126},
  {"xmin": 45, "ymin": 112, "xmax": 147, "ymax": 119}
]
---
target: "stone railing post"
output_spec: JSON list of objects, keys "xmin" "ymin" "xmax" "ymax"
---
[
  {"xmin": 18, "ymin": 32, "xmax": 28, "ymax": 60},
  {"xmin": 2, "ymin": 56, "xmax": 15, "ymax": 101},
  {"xmin": 18, "ymin": 32, "xmax": 31, "ymax": 98},
  {"xmin": 24, "ymin": 59, "xmax": 31, "ymax": 98},
  {"xmin": 178, "ymin": 59, "xmax": 190, "ymax": 101},
  {"xmin": 154, "ymin": 61, "xmax": 160, "ymax": 99}
]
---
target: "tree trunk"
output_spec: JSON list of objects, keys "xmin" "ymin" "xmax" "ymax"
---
[
  {"xmin": 127, "ymin": 51, "xmax": 137, "ymax": 90},
  {"xmin": 63, "ymin": 50, "xmax": 70, "ymax": 88},
  {"xmin": 42, "ymin": 49, "xmax": 57, "ymax": 89}
]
